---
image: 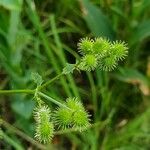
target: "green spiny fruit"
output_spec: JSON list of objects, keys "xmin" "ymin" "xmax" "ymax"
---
[
  {"xmin": 77, "ymin": 37, "xmax": 128, "ymax": 72},
  {"xmin": 34, "ymin": 105, "xmax": 51, "ymax": 123},
  {"xmin": 35, "ymin": 121, "xmax": 54, "ymax": 144},
  {"xmin": 34, "ymin": 105, "xmax": 54, "ymax": 143},
  {"xmin": 110, "ymin": 41, "xmax": 128, "ymax": 60},
  {"xmin": 93, "ymin": 37, "xmax": 110, "ymax": 56},
  {"xmin": 66, "ymin": 97, "xmax": 90, "ymax": 131},
  {"xmin": 78, "ymin": 54, "xmax": 98, "ymax": 71},
  {"xmin": 66, "ymin": 97, "xmax": 84, "ymax": 111},
  {"xmin": 53, "ymin": 97, "xmax": 90, "ymax": 131},
  {"xmin": 78, "ymin": 37, "xmax": 94, "ymax": 55},
  {"xmin": 53, "ymin": 107, "xmax": 72, "ymax": 129},
  {"xmin": 72, "ymin": 110, "xmax": 90, "ymax": 131},
  {"xmin": 99, "ymin": 55, "xmax": 117, "ymax": 71}
]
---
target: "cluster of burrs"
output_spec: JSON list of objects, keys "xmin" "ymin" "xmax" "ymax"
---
[
  {"xmin": 34, "ymin": 97, "xmax": 90, "ymax": 144},
  {"xmin": 32, "ymin": 37, "xmax": 128, "ymax": 144},
  {"xmin": 77, "ymin": 37, "xmax": 128, "ymax": 71},
  {"xmin": 53, "ymin": 97, "xmax": 90, "ymax": 131}
]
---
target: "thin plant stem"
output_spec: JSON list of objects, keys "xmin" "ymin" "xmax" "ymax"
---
[
  {"xmin": 39, "ymin": 73, "xmax": 64, "ymax": 90},
  {"xmin": 2, "ymin": 119, "xmax": 46, "ymax": 150},
  {"xmin": 0, "ymin": 89, "xmax": 70, "ymax": 110},
  {"xmin": 87, "ymin": 72, "xmax": 97, "ymax": 119},
  {"xmin": 0, "ymin": 89, "xmax": 35, "ymax": 94},
  {"xmin": 38, "ymin": 92, "xmax": 71, "ymax": 110},
  {"xmin": 1, "ymin": 131, "xmax": 24, "ymax": 150}
]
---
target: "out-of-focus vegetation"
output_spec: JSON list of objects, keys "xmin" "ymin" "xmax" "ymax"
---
[{"xmin": 0, "ymin": 0, "xmax": 150, "ymax": 149}]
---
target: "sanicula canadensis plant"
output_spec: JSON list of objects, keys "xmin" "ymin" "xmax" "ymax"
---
[{"xmin": 0, "ymin": 37, "xmax": 128, "ymax": 144}]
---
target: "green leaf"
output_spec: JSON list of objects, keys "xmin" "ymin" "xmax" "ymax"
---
[
  {"xmin": 115, "ymin": 68, "xmax": 148, "ymax": 86},
  {"xmin": 15, "ymin": 118, "xmax": 34, "ymax": 137},
  {"xmin": 80, "ymin": 0, "xmax": 115, "ymax": 39},
  {"xmin": 0, "ymin": 0, "xmax": 23, "ymax": 11},
  {"xmin": 130, "ymin": 20, "xmax": 150, "ymax": 45},
  {"xmin": 11, "ymin": 96, "xmax": 35, "ymax": 119},
  {"xmin": 31, "ymin": 72, "xmax": 43, "ymax": 86},
  {"xmin": 63, "ymin": 63, "xmax": 76, "ymax": 74},
  {"xmin": 115, "ymin": 68, "xmax": 150, "ymax": 95}
]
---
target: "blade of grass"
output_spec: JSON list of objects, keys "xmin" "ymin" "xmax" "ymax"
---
[
  {"xmin": 49, "ymin": 15, "xmax": 81, "ymax": 100},
  {"xmin": 86, "ymin": 72, "xmax": 97, "ymax": 120},
  {"xmin": 25, "ymin": 0, "xmax": 72, "ymax": 97},
  {"xmin": 79, "ymin": 0, "xmax": 115, "ymax": 39},
  {"xmin": 1, "ymin": 131, "xmax": 24, "ymax": 150}
]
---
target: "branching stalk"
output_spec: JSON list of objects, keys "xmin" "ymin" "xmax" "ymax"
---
[
  {"xmin": 38, "ymin": 92, "xmax": 71, "ymax": 110},
  {"xmin": 0, "ymin": 89, "xmax": 35, "ymax": 94},
  {"xmin": 39, "ymin": 73, "xmax": 64, "ymax": 90}
]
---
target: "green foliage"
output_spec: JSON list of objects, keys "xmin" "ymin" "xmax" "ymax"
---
[
  {"xmin": 0, "ymin": 0, "xmax": 23, "ymax": 11},
  {"xmin": 62, "ymin": 63, "xmax": 76, "ymax": 74},
  {"xmin": 80, "ymin": 0, "xmax": 115, "ymax": 39},
  {"xmin": 31, "ymin": 72, "xmax": 43, "ymax": 86},
  {"xmin": 130, "ymin": 20, "xmax": 150, "ymax": 45},
  {"xmin": 0, "ymin": 0, "xmax": 149, "ymax": 149}
]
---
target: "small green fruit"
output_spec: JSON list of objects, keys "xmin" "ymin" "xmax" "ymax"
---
[
  {"xmin": 110, "ymin": 41, "xmax": 128, "ymax": 60},
  {"xmin": 78, "ymin": 54, "xmax": 98, "ymax": 71},
  {"xmin": 53, "ymin": 108, "xmax": 72, "ymax": 129},
  {"xmin": 35, "ymin": 122, "xmax": 54, "ymax": 144},
  {"xmin": 93, "ymin": 38, "xmax": 110, "ymax": 56},
  {"xmin": 78, "ymin": 38, "xmax": 94, "ymax": 55}
]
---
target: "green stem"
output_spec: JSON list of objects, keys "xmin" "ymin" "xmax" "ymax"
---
[
  {"xmin": 38, "ymin": 92, "xmax": 71, "ymax": 110},
  {"xmin": 0, "ymin": 89, "xmax": 35, "ymax": 94},
  {"xmin": 39, "ymin": 73, "xmax": 64, "ymax": 90},
  {"xmin": 0, "ymin": 89, "xmax": 70, "ymax": 110},
  {"xmin": 1, "ymin": 131, "xmax": 24, "ymax": 150},
  {"xmin": 87, "ymin": 72, "xmax": 97, "ymax": 119}
]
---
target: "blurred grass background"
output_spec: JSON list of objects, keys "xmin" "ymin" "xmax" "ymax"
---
[{"xmin": 0, "ymin": 0, "xmax": 150, "ymax": 149}]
